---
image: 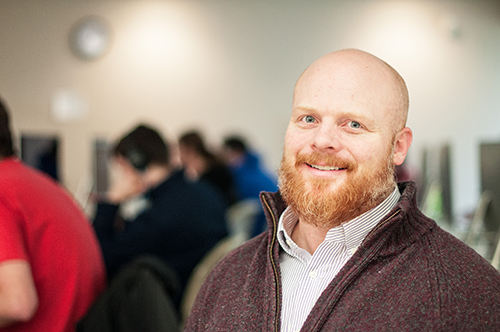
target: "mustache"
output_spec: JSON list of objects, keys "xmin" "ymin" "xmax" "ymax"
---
[{"xmin": 295, "ymin": 152, "xmax": 355, "ymax": 170}]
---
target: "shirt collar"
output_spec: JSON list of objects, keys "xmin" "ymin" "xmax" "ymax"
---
[{"xmin": 278, "ymin": 187, "xmax": 401, "ymax": 254}]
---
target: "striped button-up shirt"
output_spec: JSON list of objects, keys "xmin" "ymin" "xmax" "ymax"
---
[{"xmin": 277, "ymin": 188, "xmax": 401, "ymax": 332}]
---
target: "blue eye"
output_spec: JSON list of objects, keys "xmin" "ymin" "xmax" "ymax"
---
[
  {"xmin": 303, "ymin": 115, "xmax": 315, "ymax": 123},
  {"xmin": 349, "ymin": 121, "xmax": 361, "ymax": 129}
]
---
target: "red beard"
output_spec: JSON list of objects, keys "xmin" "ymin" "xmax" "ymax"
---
[{"xmin": 278, "ymin": 149, "xmax": 395, "ymax": 229}]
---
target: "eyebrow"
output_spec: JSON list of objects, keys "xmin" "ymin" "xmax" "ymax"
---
[{"xmin": 292, "ymin": 105, "xmax": 315, "ymax": 113}]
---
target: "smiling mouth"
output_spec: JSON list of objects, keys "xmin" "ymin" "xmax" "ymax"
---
[{"xmin": 307, "ymin": 164, "xmax": 347, "ymax": 171}]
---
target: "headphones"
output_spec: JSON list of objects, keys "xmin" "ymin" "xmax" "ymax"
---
[{"xmin": 124, "ymin": 146, "xmax": 150, "ymax": 172}]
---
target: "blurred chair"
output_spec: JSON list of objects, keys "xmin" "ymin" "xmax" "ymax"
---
[
  {"xmin": 463, "ymin": 190, "xmax": 500, "ymax": 268},
  {"xmin": 180, "ymin": 199, "xmax": 262, "ymax": 325},
  {"xmin": 491, "ymin": 237, "xmax": 500, "ymax": 270},
  {"xmin": 226, "ymin": 198, "xmax": 262, "ymax": 241},
  {"xmin": 465, "ymin": 191, "xmax": 492, "ymax": 247},
  {"xmin": 180, "ymin": 235, "xmax": 245, "ymax": 325},
  {"xmin": 77, "ymin": 255, "xmax": 180, "ymax": 332}
]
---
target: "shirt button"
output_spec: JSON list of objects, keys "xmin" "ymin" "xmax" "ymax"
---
[
  {"xmin": 349, "ymin": 247, "xmax": 357, "ymax": 255},
  {"xmin": 309, "ymin": 270, "xmax": 317, "ymax": 279},
  {"xmin": 286, "ymin": 239, "xmax": 292, "ymax": 247}
]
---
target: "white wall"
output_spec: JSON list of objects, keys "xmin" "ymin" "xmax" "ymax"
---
[{"xmin": 0, "ymin": 0, "xmax": 499, "ymax": 223}]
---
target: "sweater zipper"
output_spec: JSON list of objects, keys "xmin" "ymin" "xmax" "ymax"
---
[
  {"xmin": 261, "ymin": 194, "xmax": 281, "ymax": 332},
  {"xmin": 366, "ymin": 209, "xmax": 401, "ymax": 238}
]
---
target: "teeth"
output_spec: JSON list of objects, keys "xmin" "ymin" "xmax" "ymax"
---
[{"xmin": 310, "ymin": 164, "xmax": 342, "ymax": 171}]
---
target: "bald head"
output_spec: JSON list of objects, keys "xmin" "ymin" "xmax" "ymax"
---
[{"xmin": 294, "ymin": 49, "xmax": 409, "ymax": 133}]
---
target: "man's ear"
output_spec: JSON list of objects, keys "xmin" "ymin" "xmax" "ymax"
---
[
  {"xmin": 113, "ymin": 155, "xmax": 138, "ymax": 175},
  {"xmin": 393, "ymin": 127, "xmax": 413, "ymax": 166}
]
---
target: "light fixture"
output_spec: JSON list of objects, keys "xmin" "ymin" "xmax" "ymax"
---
[{"xmin": 69, "ymin": 16, "xmax": 112, "ymax": 61}]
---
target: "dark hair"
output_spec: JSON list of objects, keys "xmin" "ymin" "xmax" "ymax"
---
[
  {"xmin": 179, "ymin": 130, "xmax": 217, "ymax": 165},
  {"xmin": 223, "ymin": 135, "xmax": 247, "ymax": 153},
  {"xmin": 114, "ymin": 124, "xmax": 169, "ymax": 170},
  {"xmin": 0, "ymin": 97, "xmax": 15, "ymax": 158}
]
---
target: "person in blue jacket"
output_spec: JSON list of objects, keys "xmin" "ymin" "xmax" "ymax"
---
[
  {"xmin": 92, "ymin": 124, "xmax": 227, "ymax": 309},
  {"xmin": 222, "ymin": 136, "xmax": 277, "ymax": 236}
]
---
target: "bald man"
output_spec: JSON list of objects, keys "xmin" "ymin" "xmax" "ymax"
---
[{"xmin": 185, "ymin": 49, "xmax": 500, "ymax": 331}]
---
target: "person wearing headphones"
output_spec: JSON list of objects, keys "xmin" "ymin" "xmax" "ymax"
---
[{"xmin": 92, "ymin": 124, "xmax": 228, "ymax": 309}]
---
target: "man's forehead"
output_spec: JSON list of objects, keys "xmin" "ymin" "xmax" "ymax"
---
[
  {"xmin": 293, "ymin": 50, "xmax": 407, "ymax": 123},
  {"xmin": 299, "ymin": 52, "xmax": 393, "ymax": 87}
]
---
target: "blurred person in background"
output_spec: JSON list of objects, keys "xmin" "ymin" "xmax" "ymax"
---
[
  {"xmin": 178, "ymin": 130, "xmax": 237, "ymax": 207},
  {"xmin": 0, "ymin": 96, "xmax": 106, "ymax": 332},
  {"xmin": 221, "ymin": 135, "xmax": 277, "ymax": 237},
  {"xmin": 92, "ymin": 124, "xmax": 227, "ymax": 309}
]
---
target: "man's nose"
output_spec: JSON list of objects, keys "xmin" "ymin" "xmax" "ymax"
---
[{"xmin": 311, "ymin": 123, "xmax": 340, "ymax": 152}]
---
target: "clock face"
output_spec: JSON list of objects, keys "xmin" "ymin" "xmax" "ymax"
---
[{"xmin": 69, "ymin": 16, "xmax": 111, "ymax": 61}]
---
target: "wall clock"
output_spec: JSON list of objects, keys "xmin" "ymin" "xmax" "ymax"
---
[{"xmin": 69, "ymin": 16, "xmax": 112, "ymax": 61}]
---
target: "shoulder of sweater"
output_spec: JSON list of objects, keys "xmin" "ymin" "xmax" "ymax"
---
[
  {"xmin": 420, "ymin": 226, "xmax": 500, "ymax": 327},
  {"xmin": 363, "ymin": 196, "xmax": 499, "ymax": 290},
  {"xmin": 387, "ymin": 207, "xmax": 499, "ymax": 282},
  {"xmin": 423, "ymin": 226, "xmax": 500, "ymax": 282}
]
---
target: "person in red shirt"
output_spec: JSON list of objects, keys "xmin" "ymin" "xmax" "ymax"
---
[{"xmin": 0, "ymin": 97, "xmax": 106, "ymax": 332}]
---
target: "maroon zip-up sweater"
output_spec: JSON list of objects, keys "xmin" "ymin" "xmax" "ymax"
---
[{"xmin": 185, "ymin": 182, "xmax": 500, "ymax": 331}]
